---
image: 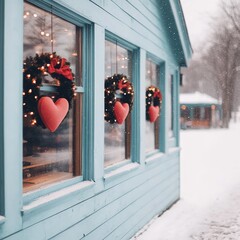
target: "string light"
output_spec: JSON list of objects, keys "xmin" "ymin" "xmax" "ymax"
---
[{"xmin": 31, "ymin": 119, "xmax": 37, "ymax": 125}]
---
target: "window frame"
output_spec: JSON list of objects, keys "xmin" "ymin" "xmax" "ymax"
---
[
  {"xmin": 104, "ymin": 32, "xmax": 139, "ymax": 173},
  {"xmin": 0, "ymin": 0, "xmax": 5, "ymax": 220},
  {"xmin": 22, "ymin": 0, "xmax": 94, "ymax": 203},
  {"xmin": 145, "ymin": 53, "xmax": 165, "ymax": 159},
  {"xmin": 145, "ymin": 55, "xmax": 161, "ymax": 156},
  {"xmin": 168, "ymin": 70, "xmax": 180, "ymax": 148}
]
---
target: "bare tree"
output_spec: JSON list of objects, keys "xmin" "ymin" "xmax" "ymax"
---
[
  {"xmin": 203, "ymin": 0, "xmax": 240, "ymax": 127},
  {"xmin": 182, "ymin": 0, "xmax": 240, "ymax": 128}
]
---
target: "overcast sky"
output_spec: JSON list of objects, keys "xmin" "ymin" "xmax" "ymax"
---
[{"xmin": 180, "ymin": 0, "xmax": 222, "ymax": 50}]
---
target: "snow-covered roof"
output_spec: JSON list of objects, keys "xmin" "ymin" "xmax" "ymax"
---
[{"xmin": 180, "ymin": 92, "xmax": 220, "ymax": 105}]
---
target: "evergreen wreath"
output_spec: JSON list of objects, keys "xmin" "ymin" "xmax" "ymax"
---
[
  {"xmin": 23, "ymin": 52, "xmax": 76, "ymax": 128},
  {"xmin": 146, "ymin": 86, "xmax": 162, "ymax": 121},
  {"xmin": 104, "ymin": 74, "xmax": 134, "ymax": 124}
]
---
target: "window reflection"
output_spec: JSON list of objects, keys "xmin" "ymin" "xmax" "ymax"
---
[
  {"xmin": 145, "ymin": 59, "xmax": 160, "ymax": 153},
  {"xmin": 23, "ymin": 3, "xmax": 81, "ymax": 83},
  {"xmin": 104, "ymin": 40, "xmax": 132, "ymax": 166},
  {"xmin": 23, "ymin": 3, "xmax": 82, "ymax": 192},
  {"xmin": 168, "ymin": 75, "xmax": 174, "ymax": 137}
]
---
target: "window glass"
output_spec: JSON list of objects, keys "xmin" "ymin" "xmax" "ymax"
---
[
  {"xmin": 168, "ymin": 75, "xmax": 174, "ymax": 137},
  {"xmin": 145, "ymin": 59, "xmax": 160, "ymax": 153},
  {"xmin": 104, "ymin": 40, "xmax": 132, "ymax": 166},
  {"xmin": 23, "ymin": 2, "xmax": 82, "ymax": 193}
]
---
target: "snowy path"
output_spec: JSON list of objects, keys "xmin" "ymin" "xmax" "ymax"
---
[{"xmin": 133, "ymin": 123, "xmax": 240, "ymax": 240}]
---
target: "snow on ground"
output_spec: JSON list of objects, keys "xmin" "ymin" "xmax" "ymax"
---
[{"xmin": 132, "ymin": 122, "xmax": 240, "ymax": 240}]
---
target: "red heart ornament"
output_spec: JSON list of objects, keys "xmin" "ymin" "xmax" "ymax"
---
[
  {"xmin": 114, "ymin": 101, "xmax": 129, "ymax": 124},
  {"xmin": 149, "ymin": 106, "xmax": 160, "ymax": 123},
  {"xmin": 38, "ymin": 97, "xmax": 69, "ymax": 132}
]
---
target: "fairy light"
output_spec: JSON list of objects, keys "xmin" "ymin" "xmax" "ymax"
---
[
  {"xmin": 34, "ymin": 96, "xmax": 38, "ymax": 99},
  {"xmin": 30, "ymin": 112, "xmax": 34, "ymax": 115},
  {"xmin": 33, "ymin": 13, "xmax": 37, "ymax": 17},
  {"xmin": 31, "ymin": 119, "xmax": 37, "ymax": 125},
  {"xmin": 23, "ymin": 92, "xmax": 26, "ymax": 96},
  {"xmin": 24, "ymin": 114, "xmax": 27, "ymax": 118},
  {"xmin": 45, "ymin": 33, "xmax": 50, "ymax": 37},
  {"xmin": 41, "ymin": 31, "xmax": 45, "ymax": 36},
  {"xmin": 26, "ymin": 74, "xmax": 31, "ymax": 78},
  {"xmin": 47, "ymin": 64, "xmax": 50, "ymax": 67},
  {"xmin": 32, "ymin": 79, "xmax": 36, "ymax": 84},
  {"xmin": 28, "ymin": 89, "xmax": 32, "ymax": 94}
]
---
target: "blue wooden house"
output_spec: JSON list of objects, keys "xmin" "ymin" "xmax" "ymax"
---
[{"xmin": 0, "ymin": 0, "xmax": 192, "ymax": 239}]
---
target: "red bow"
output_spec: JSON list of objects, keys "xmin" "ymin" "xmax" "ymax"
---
[
  {"xmin": 153, "ymin": 90, "xmax": 162, "ymax": 100},
  {"xmin": 118, "ymin": 79, "xmax": 130, "ymax": 90},
  {"xmin": 48, "ymin": 58, "xmax": 73, "ymax": 81}
]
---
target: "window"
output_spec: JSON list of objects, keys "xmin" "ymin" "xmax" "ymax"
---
[
  {"xmin": 0, "ymin": 0, "xmax": 4, "ymax": 215},
  {"xmin": 168, "ymin": 75, "xmax": 174, "ymax": 137},
  {"xmin": 104, "ymin": 39, "xmax": 133, "ymax": 167},
  {"xmin": 23, "ymin": 2, "xmax": 82, "ymax": 193},
  {"xmin": 145, "ymin": 58, "xmax": 160, "ymax": 153}
]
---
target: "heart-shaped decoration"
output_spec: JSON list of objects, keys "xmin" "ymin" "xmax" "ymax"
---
[
  {"xmin": 38, "ymin": 97, "xmax": 69, "ymax": 132},
  {"xmin": 149, "ymin": 106, "xmax": 159, "ymax": 123},
  {"xmin": 114, "ymin": 101, "xmax": 129, "ymax": 124}
]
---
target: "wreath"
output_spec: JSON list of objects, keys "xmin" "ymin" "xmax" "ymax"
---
[
  {"xmin": 105, "ymin": 74, "xmax": 134, "ymax": 124},
  {"xmin": 23, "ymin": 52, "xmax": 76, "ymax": 132},
  {"xmin": 146, "ymin": 86, "xmax": 162, "ymax": 123}
]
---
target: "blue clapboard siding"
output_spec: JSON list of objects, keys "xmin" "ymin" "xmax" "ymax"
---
[
  {"xmin": 0, "ymin": 0, "xmax": 191, "ymax": 239},
  {"xmin": 3, "ymin": 151, "xmax": 180, "ymax": 240}
]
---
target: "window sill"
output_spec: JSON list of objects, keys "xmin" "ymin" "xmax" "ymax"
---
[
  {"xmin": 104, "ymin": 162, "xmax": 140, "ymax": 184},
  {"xmin": 145, "ymin": 152, "xmax": 165, "ymax": 165},
  {"xmin": 0, "ymin": 216, "xmax": 5, "ymax": 225},
  {"xmin": 168, "ymin": 147, "xmax": 181, "ymax": 154},
  {"xmin": 168, "ymin": 137, "xmax": 176, "ymax": 148},
  {"xmin": 21, "ymin": 180, "xmax": 95, "ymax": 216}
]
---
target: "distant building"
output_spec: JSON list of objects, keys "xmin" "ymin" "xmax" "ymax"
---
[{"xmin": 180, "ymin": 92, "xmax": 222, "ymax": 129}]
